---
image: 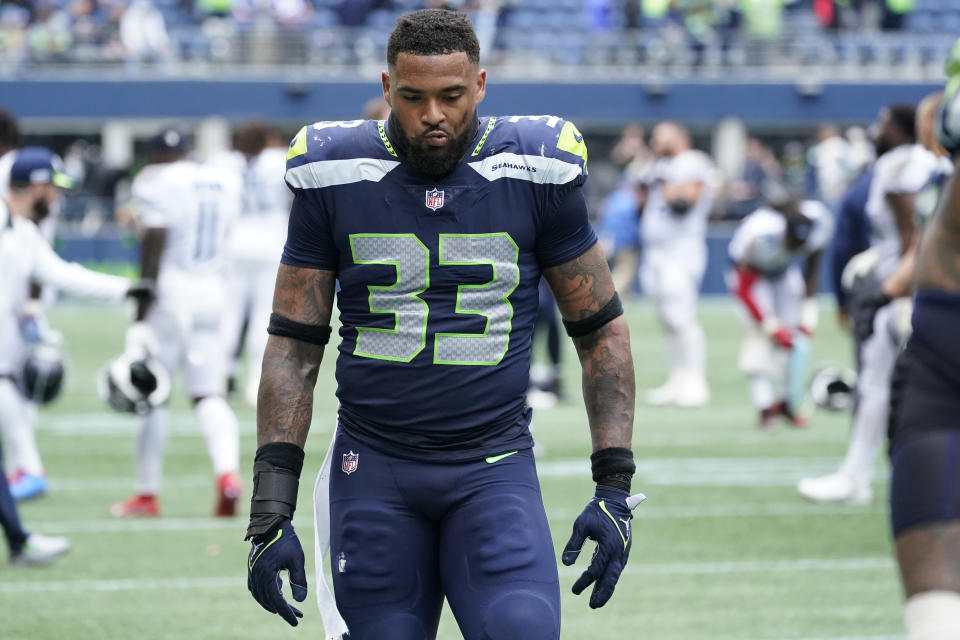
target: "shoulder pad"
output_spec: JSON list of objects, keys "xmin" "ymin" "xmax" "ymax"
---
[
  {"xmin": 285, "ymin": 120, "xmax": 400, "ymax": 191},
  {"xmin": 285, "ymin": 120, "xmax": 392, "ymax": 168},
  {"xmin": 484, "ymin": 115, "xmax": 588, "ymax": 171}
]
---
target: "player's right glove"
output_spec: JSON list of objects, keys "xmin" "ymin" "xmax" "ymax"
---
[
  {"xmin": 247, "ymin": 519, "xmax": 308, "ymax": 627},
  {"xmin": 562, "ymin": 486, "xmax": 646, "ymax": 609},
  {"xmin": 848, "ymin": 272, "xmax": 890, "ymax": 343},
  {"xmin": 245, "ymin": 442, "xmax": 306, "ymax": 627}
]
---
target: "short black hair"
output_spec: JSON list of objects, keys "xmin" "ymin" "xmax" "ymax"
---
[
  {"xmin": 0, "ymin": 108, "xmax": 21, "ymax": 152},
  {"xmin": 387, "ymin": 9, "xmax": 480, "ymax": 67},
  {"xmin": 887, "ymin": 104, "xmax": 917, "ymax": 142}
]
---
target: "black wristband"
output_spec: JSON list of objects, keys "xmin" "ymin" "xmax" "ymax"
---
[
  {"xmin": 562, "ymin": 292, "xmax": 624, "ymax": 338},
  {"xmin": 591, "ymin": 447, "xmax": 635, "ymax": 493},
  {"xmin": 267, "ymin": 312, "xmax": 332, "ymax": 346},
  {"xmin": 245, "ymin": 443, "xmax": 305, "ymax": 540}
]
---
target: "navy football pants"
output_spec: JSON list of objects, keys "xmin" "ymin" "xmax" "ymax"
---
[{"xmin": 329, "ymin": 429, "xmax": 561, "ymax": 640}]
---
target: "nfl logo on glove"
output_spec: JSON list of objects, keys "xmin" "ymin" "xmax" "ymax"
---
[
  {"xmin": 341, "ymin": 451, "xmax": 359, "ymax": 474},
  {"xmin": 425, "ymin": 188, "xmax": 444, "ymax": 211}
]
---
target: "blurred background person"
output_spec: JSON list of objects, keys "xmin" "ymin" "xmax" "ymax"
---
[
  {"xmin": 640, "ymin": 121, "xmax": 716, "ymax": 407},
  {"xmin": 727, "ymin": 193, "xmax": 833, "ymax": 428}
]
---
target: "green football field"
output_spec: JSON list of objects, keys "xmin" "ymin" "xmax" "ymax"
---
[{"xmin": 2, "ymin": 299, "xmax": 904, "ymax": 640}]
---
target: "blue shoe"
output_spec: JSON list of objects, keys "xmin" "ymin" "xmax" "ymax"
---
[{"xmin": 10, "ymin": 472, "xmax": 48, "ymax": 501}]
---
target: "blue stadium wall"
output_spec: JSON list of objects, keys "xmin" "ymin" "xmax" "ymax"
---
[{"xmin": 1, "ymin": 78, "xmax": 942, "ymax": 125}]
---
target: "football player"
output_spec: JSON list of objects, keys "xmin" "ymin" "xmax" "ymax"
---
[
  {"xmin": 221, "ymin": 122, "xmax": 292, "ymax": 407},
  {"xmin": 110, "ymin": 129, "xmax": 244, "ymax": 518},
  {"xmin": 799, "ymin": 99, "xmax": 945, "ymax": 504},
  {"xmin": 244, "ymin": 10, "xmax": 642, "ymax": 639},
  {"xmin": 639, "ymin": 121, "xmax": 716, "ymax": 406},
  {"xmin": 727, "ymin": 195, "xmax": 834, "ymax": 427},
  {"xmin": 0, "ymin": 147, "xmax": 145, "ymax": 565},
  {"xmin": 886, "ymin": 52, "xmax": 960, "ymax": 640}
]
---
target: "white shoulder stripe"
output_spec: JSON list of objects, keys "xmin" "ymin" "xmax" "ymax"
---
[
  {"xmin": 467, "ymin": 153, "xmax": 582, "ymax": 185},
  {"xmin": 285, "ymin": 158, "xmax": 401, "ymax": 189}
]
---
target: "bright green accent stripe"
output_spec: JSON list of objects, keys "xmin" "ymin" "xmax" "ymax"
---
[
  {"xmin": 471, "ymin": 117, "xmax": 497, "ymax": 156},
  {"xmin": 378, "ymin": 120, "xmax": 398, "ymax": 157},
  {"xmin": 599, "ymin": 500, "xmax": 628, "ymax": 550},
  {"xmin": 286, "ymin": 126, "xmax": 308, "ymax": 161},
  {"xmin": 485, "ymin": 451, "xmax": 519, "ymax": 464},
  {"xmin": 52, "ymin": 172, "xmax": 75, "ymax": 189},
  {"xmin": 248, "ymin": 528, "xmax": 282, "ymax": 572},
  {"xmin": 556, "ymin": 121, "xmax": 587, "ymax": 168}
]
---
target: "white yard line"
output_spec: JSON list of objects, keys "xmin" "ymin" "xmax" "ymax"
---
[{"xmin": 0, "ymin": 557, "xmax": 895, "ymax": 594}]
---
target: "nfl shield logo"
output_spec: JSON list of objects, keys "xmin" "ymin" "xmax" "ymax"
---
[
  {"xmin": 425, "ymin": 188, "xmax": 444, "ymax": 211},
  {"xmin": 342, "ymin": 451, "xmax": 359, "ymax": 475}
]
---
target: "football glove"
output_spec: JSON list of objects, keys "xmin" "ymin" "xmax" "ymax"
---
[
  {"xmin": 848, "ymin": 272, "xmax": 890, "ymax": 343},
  {"xmin": 562, "ymin": 486, "xmax": 645, "ymax": 609},
  {"xmin": 124, "ymin": 321, "xmax": 159, "ymax": 360},
  {"xmin": 247, "ymin": 519, "xmax": 308, "ymax": 627},
  {"xmin": 125, "ymin": 279, "xmax": 156, "ymax": 305}
]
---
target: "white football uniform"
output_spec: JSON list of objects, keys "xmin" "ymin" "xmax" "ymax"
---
[
  {"xmin": 0, "ymin": 199, "xmax": 128, "ymax": 475},
  {"xmin": 639, "ymin": 149, "xmax": 716, "ymax": 403},
  {"xmin": 728, "ymin": 200, "xmax": 833, "ymax": 328},
  {"xmin": 800, "ymin": 146, "xmax": 944, "ymax": 503},
  {"xmin": 223, "ymin": 146, "xmax": 291, "ymax": 406},
  {"xmin": 727, "ymin": 201, "xmax": 833, "ymax": 412},
  {"xmin": 132, "ymin": 160, "xmax": 242, "ymax": 396},
  {"xmin": 128, "ymin": 159, "xmax": 243, "ymax": 496},
  {"xmin": 867, "ymin": 144, "xmax": 939, "ymax": 281},
  {"xmin": 0, "ymin": 150, "xmax": 14, "ymax": 197}
]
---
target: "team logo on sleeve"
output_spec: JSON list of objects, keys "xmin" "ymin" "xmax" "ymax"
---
[
  {"xmin": 341, "ymin": 451, "xmax": 359, "ymax": 474},
  {"xmin": 425, "ymin": 188, "xmax": 445, "ymax": 211}
]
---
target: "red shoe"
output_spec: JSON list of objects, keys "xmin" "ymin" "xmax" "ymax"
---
[
  {"xmin": 110, "ymin": 494, "xmax": 160, "ymax": 518},
  {"xmin": 780, "ymin": 402, "xmax": 808, "ymax": 428},
  {"xmin": 216, "ymin": 472, "xmax": 242, "ymax": 517},
  {"xmin": 759, "ymin": 401, "xmax": 785, "ymax": 429}
]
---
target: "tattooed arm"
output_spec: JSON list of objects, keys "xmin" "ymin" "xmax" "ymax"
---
[
  {"xmin": 256, "ymin": 264, "xmax": 336, "ymax": 448},
  {"xmin": 917, "ymin": 165, "xmax": 960, "ymax": 293},
  {"xmin": 543, "ymin": 243, "xmax": 634, "ymax": 451}
]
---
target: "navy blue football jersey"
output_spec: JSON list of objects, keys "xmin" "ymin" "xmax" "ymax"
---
[{"xmin": 282, "ymin": 116, "xmax": 596, "ymax": 461}]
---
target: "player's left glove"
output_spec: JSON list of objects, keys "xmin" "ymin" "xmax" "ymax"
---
[
  {"xmin": 247, "ymin": 519, "xmax": 308, "ymax": 627},
  {"xmin": 562, "ymin": 485, "xmax": 646, "ymax": 609}
]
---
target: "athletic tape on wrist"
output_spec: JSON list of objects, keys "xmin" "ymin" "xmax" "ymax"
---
[
  {"xmin": 591, "ymin": 446, "xmax": 636, "ymax": 492},
  {"xmin": 245, "ymin": 442, "xmax": 305, "ymax": 540},
  {"xmin": 267, "ymin": 312, "xmax": 332, "ymax": 346},
  {"xmin": 562, "ymin": 292, "xmax": 624, "ymax": 338}
]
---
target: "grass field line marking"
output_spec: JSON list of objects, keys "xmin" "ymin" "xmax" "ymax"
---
[
  {"xmin": 0, "ymin": 576, "xmax": 239, "ymax": 593},
  {"xmin": 0, "ymin": 557, "xmax": 895, "ymax": 593},
  {"xmin": 31, "ymin": 501, "xmax": 884, "ymax": 534}
]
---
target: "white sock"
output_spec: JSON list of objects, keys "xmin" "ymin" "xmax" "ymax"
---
[
  {"xmin": 137, "ymin": 407, "xmax": 168, "ymax": 495},
  {"xmin": 905, "ymin": 590, "xmax": 960, "ymax": 640},
  {"xmin": 748, "ymin": 375, "xmax": 775, "ymax": 410},
  {"xmin": 195, "ymin": 396, "xmax": 238, "ymax": 476},
  {"xmin": 0, "ymin": 379, "xmax": 43, "ymax": 474}
]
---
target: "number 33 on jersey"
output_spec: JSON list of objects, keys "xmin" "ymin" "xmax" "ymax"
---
[{"xmin": 280, "ymin": 115, "xmax": 594, "ymax": 459}]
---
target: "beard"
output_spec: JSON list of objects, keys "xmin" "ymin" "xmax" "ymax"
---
[
  {"xmin": 31, "ymin": 197, "xmax": 50, "ymax": 223},
  {"xmin": 390, "ymin": 109, "xmax": 479, "ymax": 182}
]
